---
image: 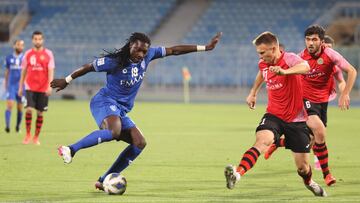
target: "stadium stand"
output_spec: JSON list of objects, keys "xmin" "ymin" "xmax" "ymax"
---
[
  {"xmin": 0, "ymin": 0, "xmax": 359, "ymax": 89},
  {"xmin": 149, "ymin": 0, "xmax": 349, "ymax": 87},
  {"xmin": 0, "ymin": 0, "xmax": 176, "ymax": 83}
]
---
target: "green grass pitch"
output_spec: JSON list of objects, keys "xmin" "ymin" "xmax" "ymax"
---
[{"xmin": 0, "ymin": 100, "xmax": 359, "ymax": 202}]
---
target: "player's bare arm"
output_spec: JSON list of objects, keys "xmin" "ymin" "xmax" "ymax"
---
[
  {"xmin": 50, "ymin": 63, "xmax": 95, "ymax": 92},
  {"xmin": 4, "ymin": 68, "xmax": 9, "ymax": 90},
  {"xmin": 46, "ymin": 68, "xmax": 55, "ymax": 96},
  {"xmin": 338, "ymin": 64, "xmax": 357, "ymax": 110},
  {"xmin": 246, "ymin": 71, "xmax": 264, "ymax": 110},
  {"xmin": 17, "ymin": 68, "xmax": 27, "ymax": 97},
  {"xmin": 165, "ymin": 32, "xmax": 222, "ymax": 56},
  {"xmin": 270, "ymin": 62, "xmax": 310, "ymax": 75}
]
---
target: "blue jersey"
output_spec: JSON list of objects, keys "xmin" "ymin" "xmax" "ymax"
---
[
  {"xmin": 92, "ymin": 47, "xmax": 166, "ymax": 112},
  {"xmin": 4, "ymin": 53, "xmax": 24, "ymax": 90}
]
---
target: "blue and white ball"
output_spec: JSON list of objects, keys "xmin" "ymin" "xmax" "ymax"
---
[{"xmin": 103, "ymin": 173, "xmax": 127, "ymax": 195}]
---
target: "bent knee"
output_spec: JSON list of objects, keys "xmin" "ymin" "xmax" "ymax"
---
[
  {"xmin": 134, "ymin": 138, "xmax": 146, "ymax": 149},
  {"xmin": 110, "ymin": 129, "xmax": 122, "ymax": 140},
  {"xmin": 297, "ymin": 164, "xmax": 310, "ymax": 174}
]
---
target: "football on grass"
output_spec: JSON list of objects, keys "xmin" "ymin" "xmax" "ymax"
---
[{"xmin": 103, "ymin": 173, "xmax": 127, "ymax": 195}]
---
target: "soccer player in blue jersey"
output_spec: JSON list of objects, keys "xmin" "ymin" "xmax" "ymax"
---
[
  {"xmin": 3, "ymin": 39, "xmax": 25, "ymax": 133},
  {"xmin": 51, "ymin": 32, "xmax": 222, "ymax": 190}
]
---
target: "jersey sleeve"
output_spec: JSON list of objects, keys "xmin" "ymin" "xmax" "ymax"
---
[
  {"xmin": 92, "ymin": 57, "xmax": 118, "ymax": 72},
  {"xmin": 147, "ymin": 47, "xmax": 166, "ymax": 61},
  {"xmin": 324, "ymin": 48, "xmax": 351, "ymax": 71},
  {"xmin": 284, "ymin": 52, "xmax": 307, "ymax": 68}
]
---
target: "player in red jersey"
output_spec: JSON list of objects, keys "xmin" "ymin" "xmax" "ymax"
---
[
  {"xmin": 224, "ymin": 31, "xmax": 327, "ymax": 197},
  {"xmin": 18, "ymin": 31, "xmax": 55, "ymax": 145},
  {"xmin": 264, "ymin": 25, "xmax": 357, "ymax": 186}
]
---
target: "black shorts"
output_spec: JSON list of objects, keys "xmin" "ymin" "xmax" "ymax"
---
[
  {"xmin": 256, "ymin": 113, "xmax": 311, "ymax": 153},
  {"xmin": 25, "ymin": 90, "xmax": 49, "ymax": 112},
  {"xmin": 303, "ymin": 99, "xmax": 328, "ymax": 126}
]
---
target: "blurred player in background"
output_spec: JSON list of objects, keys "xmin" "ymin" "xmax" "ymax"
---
[
  {"xmin": 18, "ymin": 31, "xmax": 55, "ymax": 145},
  {"xmin": 51, "ymin": 32, "xmax": 222, "ymax": 191},
  {"xmin": 224, "ymin": 31, "xmax": 327, "ymax": 197},
  {"xmin": 3, "ymin": 39, "xmax": 25, "ymax": 133},
  {"xmin": 264, "ymin": 25, "xmax": 357, "ymax": 186}
]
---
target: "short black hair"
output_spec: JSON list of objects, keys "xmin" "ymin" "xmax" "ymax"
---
[
  {"xmin": 252, "ymin": 31, "xmax": 278, "ymax": 46},
  {"xmin": 32, "ymin": 30, "xmax": 43, "ymax": 38},
  {"xmin": 304, "ymin": 25, "xmax": 325, "ymax": 40},
  {"xmin": 324, "ymin": 35, "xmax": 335, "ymax": 45}
]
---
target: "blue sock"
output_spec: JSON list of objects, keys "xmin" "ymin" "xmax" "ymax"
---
[
  {"xmin": 69, "ymin": 130, "xmax": 113, "ymax": 154},
  {"xmin": 99, "ymin": 145, "xmax": 142, "ymax": 182},
  {"xmin": 16, "ymin": 111, "xmax": 23, "ymax": 129},
  {"xmin": 5, "ymin": 110, "xmax": 11, "ymax": 129}
]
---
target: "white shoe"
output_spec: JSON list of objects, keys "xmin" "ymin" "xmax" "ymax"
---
[
  {"xmin": 58, "ymin": 146, "xmax": 72, "ymax": 164},
  {"xmin": 224, "ymin": 165, "xmax": 241, "ymax": 189},
  {"xmin": 305, "ymin": 180, "xmax": 327, "ymax": 197}
]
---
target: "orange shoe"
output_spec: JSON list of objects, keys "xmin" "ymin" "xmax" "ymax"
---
[
  {"xmin": 325, "ymin": 174, "xmax": 336, "ymax": 186},
  {"xmin": 32, "ymin": 136, "xmax": 41, "ymax": 145},
  {"xmin": 22, "ymin": 135, "xmax": 32, "ymax": 144},
  {"xmin": 264, "ymin": 144, "xmax": 278, "ymax": 160}
]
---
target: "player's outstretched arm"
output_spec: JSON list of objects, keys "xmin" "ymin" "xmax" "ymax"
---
[
  {"xmin": 338, "ymin": 64, "xmax": 357, "ymax": 110},
  {"xmin": 270, "ymin": 62, "xmax": 310, "ymax": 75},
  {"xmin": 246, "ymin": 71, "xmax": 264, "ymax": 110},
  {"xmin": 50, "ymin": 63, "xmax": 95, "ymax": 92},
  {"xmin": 165, "ymin": 32, "xmax": 222, "ymax": 56},
  {"xmin": 17, "ymin": 68, "xmax": 27, "ymax": 97}
]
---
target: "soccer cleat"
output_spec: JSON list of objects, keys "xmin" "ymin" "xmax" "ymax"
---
[
  {"xmin": 5, "ymin": 127, "xmax": 10, "ymax": 133},
  {"xmin": 15, "ymin": 126, "xmax": 20, "ymax": 133},
  {"xmin": 95, "ymin": 181, "xmax": 104, "ymax": 191},
  {"xmin": 324, "ymin": 174, "xmax": 336, "ymax": 186},
  {"xmin": 224, "ymin": 165, "xmax": 241, "ymax": 189},
  {"xmin": 314, "ymin": 156, "xmax": 321, "ymax": 171},
  {"xmin": 32, "ymin": 136, "xmax": 41, "ymax": 145},
  {"xmin": 58, "ymin": 146, "xmax": 72, "ymax": 164},
  {"xmin": 264, "ymin": 144, "xmax": 278, "ymax": 160},
  {"xmin": 305, "ymin": 180, "xmax": 327, "ymax": 197},
  {"xmin": 22, "ymin": 135, "xmax": 31, "ymax": 144}
]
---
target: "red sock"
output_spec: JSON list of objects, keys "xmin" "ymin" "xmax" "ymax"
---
[
  {"xmin": 313, "ymin": 142, "xmax": 329, "ymax": 178},
  {"xmin": 236, "ymin": 147, "xmax": 260, "ymax": 176},
  {"xmin": 35, "ymin": 115, "xmax": 43, "ymax": 137},
  {"xmin": 298, "ymin": 167, "xmax": 312, "ymax": 185},
  {"xmin": 278, "ymin": 138, "xmax": 285, "ymax": 147},
  {"xmin": 25, "ymin": 112, "xmax": 32, "ymax": 135}
]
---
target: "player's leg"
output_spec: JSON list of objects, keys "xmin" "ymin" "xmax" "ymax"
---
[
  {"xmin": 293, "ymin": 152, "xmax": 326, "ymax": 197},
  {"xmin": 5, "ymin": 99, "xmax": 14, "ymax": 133},
  {"xmin": 224, "ymin": 130, "xmax": 272, "ymax": 189},
  {"xmin": 264, "ymin": 135, "xmax": 286, "ymax": 160},
  {"xmin": 58, "ymin": 115, "xmax": 118, "ymax": 164},
  {"xmin": 285, "ymin": 121, "xmax": 327, "ymax": 196},
  {"xmin": 32, "ymin": 111, "xmax": 43, "ymax": 145},
  {"xmin": 306, "ymin": 114, "xmax": 335, "ymax": 186},
  {"xmin": 97, "ymin": 124, "xmax": 146, "ymax": 187},
  {"xmin": 31, "ymin": 92, "xmax": 48, "ymax": 145},
  {"xmin": 15, "ymin": 98, "xmax": 23, "ymax": 133},
  {"xmin": 23, "ymin": 90, "xmax": 35, "ymax": 144},
  {"xmin": 58, "ymin": 94, "xmax": 120, "ymax": 163},
  {"xmin": 225, "ymin": 114, "xmax": 280, "ymax": 189}
]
